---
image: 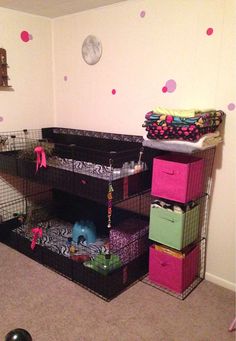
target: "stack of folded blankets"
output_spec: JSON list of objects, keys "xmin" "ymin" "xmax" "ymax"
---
[{"xmin": 142, "ymin": 107, "xmax": 225, "ymax": 152}]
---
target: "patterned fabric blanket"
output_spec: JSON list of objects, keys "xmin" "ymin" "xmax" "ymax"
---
[
  {"xmin": 47, "ymin": 156, "xmax": 113, "ymax": 179},
  {"xmin": 143, "ymin": 110, "xmax": 225, "ymax": 142},
  {"xmin": 142, "ymin": 131, "xmax": 223, "ymax": 153},
  {"xmin": 47, "ymin": 156, "xmax": 147, "ymax": 180},
  {"xmin": 14, "ymin": 219, "xmax": 108, "ymax": 259}
]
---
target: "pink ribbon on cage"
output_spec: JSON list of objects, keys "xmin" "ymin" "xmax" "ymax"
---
[
  {"xmin": 34, "ymin": 146, "xmax": 47, "ymax": 173},
  {"xmin": 31, "ymin": 227, "xmax": 43, "ymax": 250}
]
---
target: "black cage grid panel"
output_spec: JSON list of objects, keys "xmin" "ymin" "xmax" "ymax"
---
[
  {"xmin": 0, "ymin": 129, "xmax": 43, "ymax": 148},
  {"xmin": 0, "ymin": 189, "xmax": 53, "ymax": 242},
  {"xmin": 22, "ymin": 158, "xmax": 152, "ymax": 203},
  {"xmin": 0, "ymin": 126, "xmax": 155, "ymax": 165},
  {"xmin": 0, "ymin": 172, "xmax": 25, "ymax": 205},
  {"xmin": 152, "ymin": 147, "xmax": 215, "ymax": 242},
  {"xmin": 0, "ymin": 197, "xmax": 26, "ymax": 223},
  {"xmin": 0, "ymin": 129, "xmax": 44, "ymax": 177},
  {"xmin": 159, "ymin": 147, "xmax": 215, "ymax": 196},
  {"xmin": 142, "ymin": 195, "xmax": 210, "ymax": 300},
  {"xmin": 192, "ymin": 147, "xmax": 216, "ymax": 196},
  {"xmin": 0, "ymin": 198, "xmax": 26, "ymax": 244},
  {"xmin": 142, "ymin": 238, "xmax": 206, "ymax": 300},
  {"xmin": 3, "ymin": 189, "xmax": 151, "ymax": 300},
  {"xmin": 140, "ymin": 147, "xmax": 216, "ymax": 300},
  {"xmin": 0, "ymin": 128, "xmax": 162, "ymax": 203},
  {"xmin": 0, "ymin": 171, "xmax": 51, "ymax": 205},
  {"xmin": 148, "ymin": 194, "xmax": 209, "ymax": 244}
]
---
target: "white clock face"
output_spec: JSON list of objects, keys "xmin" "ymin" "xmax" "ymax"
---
[{"xmin": 82, "ymin": 35, "xmax": 102, "ymax": 65}]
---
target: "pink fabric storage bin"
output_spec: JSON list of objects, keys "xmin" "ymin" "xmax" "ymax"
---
[
  {"xmin": 151, "ymin": 154, "xmax": 204, "ymax": 203},
  {"xmin": 149, "ymin": 243, "xmax": 200, "ymax": 293}
]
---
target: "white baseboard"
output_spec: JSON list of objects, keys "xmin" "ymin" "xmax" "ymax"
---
[{"xmin": 205, "ymin": 272, "xmax": 236, "ymax": 291}]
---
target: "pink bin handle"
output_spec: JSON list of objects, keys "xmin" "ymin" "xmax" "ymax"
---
[{"xmin": 162, "ymin": 170, "xmax": 175, "ymax": 175}]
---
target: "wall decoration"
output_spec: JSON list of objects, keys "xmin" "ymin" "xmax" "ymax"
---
[
  {"xmin": 20, "ymin": 31, "xmax": 30, "ymax": 42},
  {"xmin": 206, "ymin": 27, "xmax": 214, "ymax": 36},
  {"xmin": 82, "ymin": 35, "xmax": 102, "ymax": 65},
  {"xmin": 64, "ymin": 75, "xmax": 68, "ymax": 81},
  {"xmin": 140, "ymin": 10, "xmax": 146, "ymax": 18},
  {"xmin": 112, "ymin": 89, "xmax": 116, "ymax": 95},
  {"xmin": 162, "ymin": 79, "xmax": 177, "ymax": 93},
  {"xmin": 0, "ymin": 48, "xmax": 11, "ymax": 88},
  {"xmin": 0, "ymin": 116, "xmax": 3, "ymax": 122},
  {"xmin": 227, "ymin": 103, "xmax": 235, "ymax": 111}
]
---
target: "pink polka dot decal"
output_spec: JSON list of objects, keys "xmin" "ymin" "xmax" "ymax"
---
[
  {"xmin": 64, "ymin": 75, "xmax": 68, "ymax": 81},
  {"xmin": 20, "ymin": 31, "xmax": 30, "ymax": 42},
  {"xmin": 206, "ymin": 27, "xmax": 214, "ymax": 36},
  {"xmin": 0, "ymin": 116, "xmax": 3, "ymax": 122},
  {"xmin": 166, "ymin": 79, "xmax": 176, "ymax": 92},
  {"xmin": 228, "ymin": 103, "xmax": 235, "ymax": 111},
  {"xmin": 140, "ymin": 10, "xmax": 146, "ymax": 18},
  {"xmin": 112, "ymin": 89, "xmax": 116, "ymax": 95},
  {"xmin": 162, "ymin": 79, "xmax": 177, "ymax": 93}
]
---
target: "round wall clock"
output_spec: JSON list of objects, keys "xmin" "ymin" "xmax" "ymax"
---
[{"xmin": 82, "ymin": 35, "xmax": 102, "ymax": 65}]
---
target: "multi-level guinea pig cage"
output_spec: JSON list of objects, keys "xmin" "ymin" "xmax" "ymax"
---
[{"xmin": 0, "ymin": 127, "xmax": 161, "ymax": 300}]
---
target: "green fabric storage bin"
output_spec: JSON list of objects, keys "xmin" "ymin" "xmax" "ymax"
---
[{"xmin": 149, "ymin": 204, "xmax": 200, "ymax": 250}]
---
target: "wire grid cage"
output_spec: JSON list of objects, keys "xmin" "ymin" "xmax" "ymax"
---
[
  {"xmin": 0, "ymin": 129, "xmax": 43, "ymax": 151},
  {"xmin": 0, "ymin": 197, "xmax": 26, "ymax": 243},
  {"xmin": 0, "ymin": 129, "xmax": 48, "ymax": 178},
  {"xmin": 141, "ymin": 147, "xmax": 215, "ymax": 299},
  {"xmin": 41, "ymin": 127, "xmax": 145, "ymax": 167},
  {"xmin": 150, "ymin": 147, "xmax": 215, "ymax": 194},
  {"xmin": 0, "ymin": 128, "xmax": 216, "ymax": 300},
  {"xmin": 0, "ymin": 169, "xmax": 52, "ymax": 211},
  {"xmin": 0, "ymin": 172, "xmax": 25, "ymax": 204},
  {"xmin": 0, "ymin": 128, "xmax": 157, "ymax": 204},
  {"xmin": 3, "ymin": 188, "xmax": 151, "ymax": 300},
  {"xmin": 148, "ymin": 194, "xmax": 208, "ymax": 251},
  {"xmin": 0, "ymin": 197, "xmax": 26, "ymax": 223},
  {"xmin": 193, "ymin": 147, "xmax": 216, "ymax": 195}
]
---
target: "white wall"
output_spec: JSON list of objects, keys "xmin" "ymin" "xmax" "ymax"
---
[
  {"xmin": 52, "ymin": 0, "xmax": 236, "ymax": 290},
  {"xmin": 0, "ymin": 8, "xmax": 54, "ymax": 216},
  {"xmin": 0, "ymin": 8, "xmax": 54, "ymax": 131},
  {"xmin": 0, "ymin": 0, "xmax": 235, "ymax": 290}
]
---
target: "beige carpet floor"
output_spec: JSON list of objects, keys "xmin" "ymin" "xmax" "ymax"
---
[{"xmin": 0, "ymin": 242, "xmax": 235, "ymax": 341}]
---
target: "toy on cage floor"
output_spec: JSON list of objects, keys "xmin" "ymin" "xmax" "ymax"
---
[
  {"xmin": 84, "ymin": 251, "xmax": 121, "ymax": 275},
  {"xmin": 72, "ymin": 220, "xmax": 97, "ymax": 245},
  {"xmin": 13, "ymin": 212, "xmax": 27, "ymax": 225},
  {"xmin": 71, "ymin": 253, "xmax": 91, "ymax": 262},
  {"xmin": 68, "ymin": 242, "xmax": 91, "ymax": 262},
  {"xmin": 30, "ymin": 227, "xmax": 43, "ymax": 250},
  {"xmin": 82, "ymin": 158, "xmax": 121, "ymax": 274},
  {"xmin": 16, "ymin": 203, "xmax": 52, "ymax": 230},
  {"xmin": 5, "ymin": 328, "xmax": 32, "ymax": 341}
]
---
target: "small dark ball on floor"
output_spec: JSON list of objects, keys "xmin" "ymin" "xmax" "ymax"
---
[{"xmin": 5, "ymin": 328, "xmax": 32, "ymax": 341}]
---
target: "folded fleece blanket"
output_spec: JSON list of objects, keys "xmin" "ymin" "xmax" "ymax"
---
[
  {"xmin": 145, "ymin": 110, "xmax": 224, "ymax": 128},
  {"xmin": 153, "ymin": 107, "xmax": 198, "ymax": 118},
  {"xmin": 142, "ymin": 131, "xmax": 223, "ymax": 153},
  {"xmin": 143, "ymin": 110, "xmax": 225, "ymax": 141}
]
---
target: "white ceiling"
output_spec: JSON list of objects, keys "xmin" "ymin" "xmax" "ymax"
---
[{"xmin": 0, "ymin": 0, "xmax": 128, "ymax": 18}]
